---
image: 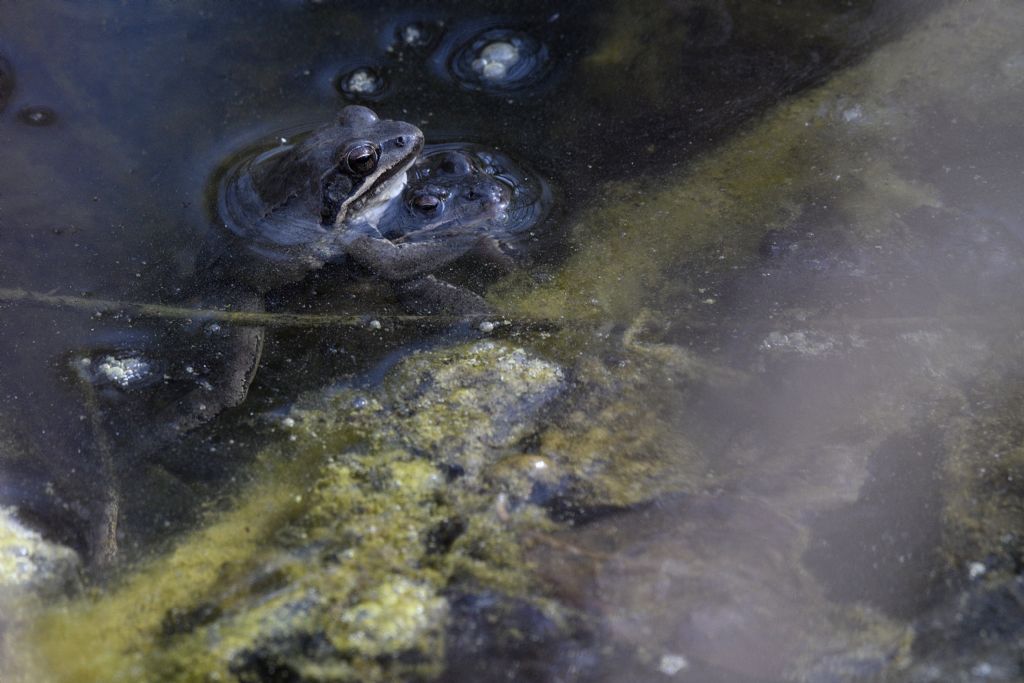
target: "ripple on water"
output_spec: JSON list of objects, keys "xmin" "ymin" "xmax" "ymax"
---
[
  {"xmin": 389, "ymin": 19, "xmax": 444, "ymax": 52},
  {"xmin": 433, "ymin": 23, "xmax": 555, "ymax": 94}
]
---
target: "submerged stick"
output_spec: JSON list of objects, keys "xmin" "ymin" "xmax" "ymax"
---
[
  {"xmin": 70, "ymin": 360, "xmax": 121, "ymax": 567},
  {"xmin": 3, "ymin": 286, "xmax": 1015, "ymax": 336},
  {"xmin": 0, "ymin": 287, "xmax": 553, "ymax": 329}
]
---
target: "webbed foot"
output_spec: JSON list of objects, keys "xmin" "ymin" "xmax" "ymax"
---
[
  {"xmin": 156, "ymin": 290, "xmax": 265, "ymax": 439},
  {"xmin": 396, "ymin": 275, "xmax": 491, "ymax": 315}
]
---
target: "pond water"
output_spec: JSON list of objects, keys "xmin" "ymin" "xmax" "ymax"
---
[{"xmin": 2, "ymin": 1, "xmax": 1023, "ymax": 681}]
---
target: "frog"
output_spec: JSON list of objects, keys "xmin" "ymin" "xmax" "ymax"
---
[{"xmin": 162, "ymin": 108, "xmax": 537, "ymax": 436}]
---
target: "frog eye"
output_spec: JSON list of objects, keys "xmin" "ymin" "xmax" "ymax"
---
[
  {"xmin": 343, "ymin": 143, "xmax": 380, "ymax": 176},
  {"xmin": 411, "ymin": 193, "xmax": 442, "ymax": 214}
]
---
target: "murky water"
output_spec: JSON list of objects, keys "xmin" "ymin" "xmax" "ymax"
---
[{"xmin": 2, "ymin": 0, "xmax": 1023, "ymax": 681}]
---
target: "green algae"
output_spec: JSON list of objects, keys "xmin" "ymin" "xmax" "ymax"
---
[
  {"xmin": 12, "ymin": 342, "xmax": 567, "ymax": 683},
  {"xmin": 576, "ymin": 0, "xmax": 918, "ymax": 115},
  {"xmin": 941, "ymin": 362, "xmax": 1024, "ymax": 580}
]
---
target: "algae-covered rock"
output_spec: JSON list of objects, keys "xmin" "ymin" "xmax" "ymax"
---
[
  {"xmin": 359, "ymin": 341, "xmax": 566, "ymax": 478},
  {"xmin": 534, "ymin": 494, "xmax": 910, "ymax": 682},
  {"xmin": 494, "ymin": 0, "xmax": 1021, "ymax": 328},
  {"xmin": 940, "ymin": 366, "xmax": 1024, "ymax": 581},
  {"xmin": 0, "ymin": 507, "xmax": 81, "ymax": 683},
  {"xmin": 0, "ymin": 508, "xmax": 80, "ymax": 597},
  {"xmin": 896, "ymin": 577, "xmax": 1024, "ymax": 683},
  {"xmin": 12, "ymin": 341, "xmax": 568, "ymax": 683},
  {"xmin": 519, "ymin": 326, "xmax": 748, "ymax": 512}
]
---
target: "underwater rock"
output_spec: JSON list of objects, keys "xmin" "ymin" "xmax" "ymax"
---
[
  {"xmin": 16, "ymin": 341, "xmax": 569, "ymax": 682},
  {"xmin": 533, "ymin": 494, "xmax": 906, "ymax": 681},
  {"xmin": 940, "ymin": 372, "xmax": 1024, "ymax": 581},
  {"xmin": 0, "ymin": 507, "xmax": 81, "ymax": 683},
  {"xmin": 0, "ymin": 507, "xmax": 80, "ymax": 597},
  {"xmin": 442, "ymin": 590, "xmax": 598, "ymax": 683},
  {"xmin": 490, "ymin": 2, "xmax": 1024, "ymax": 680},
  {"xmin": 361, "ymin": 340, "xmax": 566, "ymax": 478},
  {"xmin": 896, "ymin": 576, "xmax": 1024, "ymax": 683}
]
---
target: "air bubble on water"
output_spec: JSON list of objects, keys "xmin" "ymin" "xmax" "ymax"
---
[
  {"xmin": 445, "ymin": 27, "xmax": 552, "ymax": 93},
  {"xmin": 346, "ymin": 69, "xmax": 380, "ymax": 94},
  {"xmin": 337, "ymin": 67, "xmax": 386, "ymax": 99},
  {"xmin": 95, "ymin": 355, "xmax": 151, "ymax": 387},
  {"xmin": 402, "ymin": 24, "xmax": 423, "ymax": 46}
]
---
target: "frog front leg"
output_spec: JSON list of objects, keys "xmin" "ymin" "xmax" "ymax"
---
[
  {"xmin": 157, "ymin": 289, "xmax": 265, "ymax": 438},
  {"xmin": 346, "ymin": 233, "xmax": 479, "ymax": 280},
  {"xmin": 394, "ymin": 275, "xmax": 490, "ymax": 314},
  {"xmin": 346, "ymin": 234, "xmax": 492, "ymax": 314}
]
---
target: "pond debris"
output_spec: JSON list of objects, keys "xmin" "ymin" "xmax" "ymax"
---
[
  {"xmin": 92, "ymin": 355, "xmax": 152, "ymax": 388},
  {"xmin": 447, "ymin": 27, "xmax": 552, "ymax": 92},
  {"xmin": 336, "ymin": 66, "xmax": 386, "ymax": 100},
  {"xmin": 16, "ymin": 105, "xmax": 56, "ymax": 127}
]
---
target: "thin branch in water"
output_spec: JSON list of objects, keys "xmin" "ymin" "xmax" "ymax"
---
[{"xmin": 0, "ymin": 287, "xmax": 559, "ymax": 331}]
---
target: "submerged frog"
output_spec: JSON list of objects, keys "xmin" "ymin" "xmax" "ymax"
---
[{"xmin": 165, "ymin": 107, "xmax": 537, "ymax": 435}]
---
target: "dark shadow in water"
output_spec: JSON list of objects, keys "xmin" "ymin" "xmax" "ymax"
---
[{"xmin": 804, "ymin": 430, "xmax": 946, "ymax": 620}]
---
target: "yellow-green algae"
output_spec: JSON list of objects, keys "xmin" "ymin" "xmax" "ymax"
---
[
  {"xmin": 941, "ymin": 352, "xmax": 1024, "ymax": 581},
  {"xmin": 11, "ymin": 342, "xmax": 566, "ymax": 683},
  {"xmin": 580, "ymin": 0, "xmax": 886, "ymax": 108}
]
